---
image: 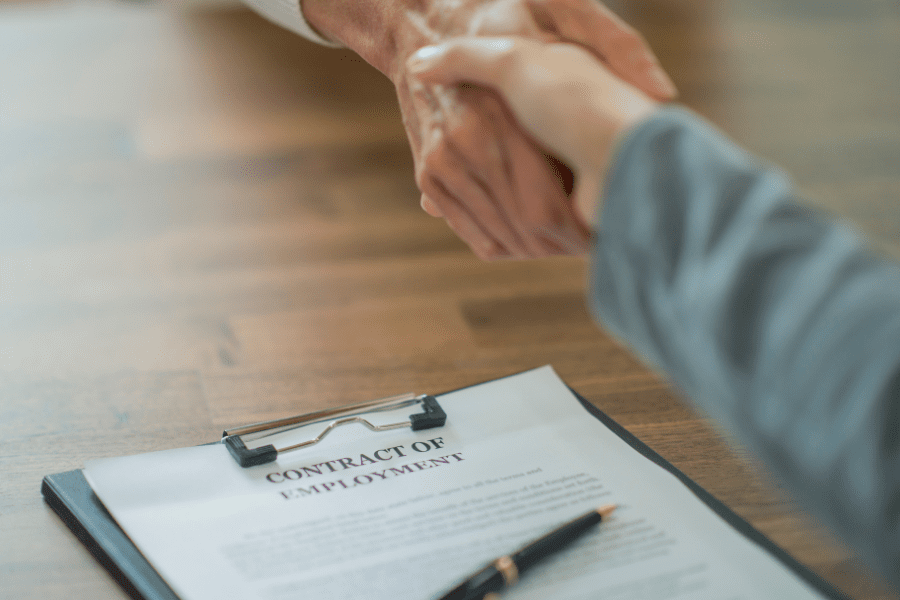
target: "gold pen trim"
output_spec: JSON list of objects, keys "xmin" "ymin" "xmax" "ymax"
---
[
  {"xmin": 597, "ymin": 504, "xmax": 616, "ymax": 518},
  {"xmin": 493, "ymin": 555, "xmax": 518, "ymax": 586}
]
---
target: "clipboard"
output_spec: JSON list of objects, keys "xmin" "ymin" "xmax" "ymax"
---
[
  {"xmin": 222, "ymin": 393, "xmax": 446, "ymax": 467},
  {"xmin": 41, "ymin": 373, "xmax": 849, "ymax": 600}
]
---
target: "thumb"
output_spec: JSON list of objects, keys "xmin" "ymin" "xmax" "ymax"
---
[{"xmin": 407, "ymin": 38, "xmax": 525, "ymax": 95}]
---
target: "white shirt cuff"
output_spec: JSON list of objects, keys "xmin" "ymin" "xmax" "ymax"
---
[{"xmin": 244, "ymin": 0, "xmax": 343, "ymax": 48}]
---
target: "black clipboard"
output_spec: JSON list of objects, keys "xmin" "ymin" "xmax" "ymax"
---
[{"xmin": 42, "ymin": 377, "xmax": 850, "ymax": 600}]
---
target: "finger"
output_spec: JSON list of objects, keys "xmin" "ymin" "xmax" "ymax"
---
[
  {"xmin": 439, "ymin": 142, "xmax": 533, "ymax": 258},
  {"xmin": 410, "ymin": 44, "xmax": 592, "ymax": 256},
  {"xmin": 407, "ymin": 78, "xmax": 447, "ymax": 181},
  {"xmin": 475, "ymin": 88, "xmax": 590, "ymax": 256},
  {"xmin": 408, "ymin": 37, "xmax": 527, "ymax": 94},
  {"xmin": 418, "ymin": 84, "xmax": 534, "ymax": 258},
  {"xmin": 420, "ymin": 194, "xmax": 443, "ymax": 217},
  {"xmin": 502, "ymin": 124, "xmax": 575, "ymax": 257},
  {"xmin": 414, "ymin": 65, "xmax": 588, "ymax": 256},
  {"xmin": 422, "ymin": 178, "xmax": 509, "ymax": 261},
  {"xmin": 442, "ymin": 88, "xmax": 545, "ymax": 258},
  {"xmin": 397, "ymin": 77, "xmax": 433, "ymax": 174},
  {"xmin": 508, "ymin": 137, "xmax": 591, "ymax": 255},
  {"xmin": 535, "ymin": 205, "xmax": 592, "ymax": 255},
  {"xmin": 526, "ymin": 0, "xmax": 676, "ymax": 99},
  {"xmin": 540, "ymin": 154, "xmax": 592, "ymax": 252}
]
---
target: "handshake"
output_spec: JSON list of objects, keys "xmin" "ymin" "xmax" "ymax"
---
[{"xmin": 299, "ymin": 0, "xmax": 676, "ymax": 260}]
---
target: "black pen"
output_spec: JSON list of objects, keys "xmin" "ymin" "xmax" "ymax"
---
[{"xmin": 436, "ymin": 504, "xmax": 616, "ymax": 600}]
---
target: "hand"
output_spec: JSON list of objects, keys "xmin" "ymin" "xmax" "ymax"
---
[
  {"xmin": 408, "ymin": 83, "xmax": 590, "ymax": 258},
  {"xmin": 408, "ymin": 37, "xmax": 660, "ymax": 228},
  {"xmin": 302, "ymin": 0, "xmax": 675, "ymax": 258}
]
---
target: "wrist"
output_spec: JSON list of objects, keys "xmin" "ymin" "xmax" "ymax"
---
[
  {"xmin": 302, "ymin": 0, "xmax": 432, "ymax": 80},
  {"xmin": 574, "ymin": 102, "xmax": 661, "ymax": 231},
  {"xmin": 578, "ymin": 95, "xmax": 659, "ymax": 180}
]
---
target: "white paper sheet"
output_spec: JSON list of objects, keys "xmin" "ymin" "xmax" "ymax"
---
[{"xmin": 84, "ymin": 366, "xmax": 827, "ymax": 600}]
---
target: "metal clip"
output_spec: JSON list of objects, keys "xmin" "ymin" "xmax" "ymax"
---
[{"xmin": 222, "ymin": 393, "xmax": 447, "ymax": 467}]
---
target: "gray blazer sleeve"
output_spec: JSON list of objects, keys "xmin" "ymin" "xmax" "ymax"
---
[{"xmin": 589, "ymin": 107, "xmax": 900, "ymax": 589}]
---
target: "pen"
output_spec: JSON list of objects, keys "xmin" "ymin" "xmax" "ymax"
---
[{"xmin": 436, "ymin": 504, "xmax": 616, "ymax": 600}]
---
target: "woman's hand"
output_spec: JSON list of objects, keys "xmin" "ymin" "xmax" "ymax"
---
[{"xmin": 408, "ymin": 36, "xmax": 660, "ymax": 229}]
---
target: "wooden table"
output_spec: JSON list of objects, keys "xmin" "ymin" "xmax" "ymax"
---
[{"xmin": 1, "ymin": 2, "xmax": 898, "ymax": 598}]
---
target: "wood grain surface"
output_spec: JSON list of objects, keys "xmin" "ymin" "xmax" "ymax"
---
[{"xmin": 1, "ymin": 1, "xmax": 898, "ymax": 599}]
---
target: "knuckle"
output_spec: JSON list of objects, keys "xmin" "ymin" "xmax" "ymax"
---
[
  {"xmin": 415, "ymin": 171, "xmax": 432, "ymax": 194},
  {"xmin": 413, "ymin": 170, "xmax": 429, "ymax": 193},
  {"xmin": 451, "ymin": 123, "xmax": 493, "ymax": 160},
  {"xmin": 414, "ymin": 159, "xmax": 428, "ymax": 188},
  {"xmin": 444, "ymin": 105, "xmax": 481, "ymax": 139},
  {"xmin": 416, "ymin": 157, "xmax": 441, "ymax": 191},
  {"xmin": 420, "ymin": 144, "xmax": 449, "ymax": 177},
  {"xmin": 469, "ymin": 4, "xmax": 533, "ymax": 36},
  {"xmin": 498, "ymin": 42, "xmax": 527, "ymax": 70}
]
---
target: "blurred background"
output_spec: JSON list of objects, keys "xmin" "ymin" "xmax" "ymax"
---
[
  {"xmin": 1, "ymin": 0, "xmax": 897, "ymax": 371},
  {"xmin": 1, "ymin": 0, "xmax": 898, "ymax": 598}
]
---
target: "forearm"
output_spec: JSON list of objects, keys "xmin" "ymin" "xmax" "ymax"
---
[{"xmin": 589, "ymin": 107, "xmax": 900, "ymax": 588}]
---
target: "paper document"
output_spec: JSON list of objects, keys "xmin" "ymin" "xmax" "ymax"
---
[{"xmin": 85, "ymin": 366, "xmax": 827, "ymax": 600}]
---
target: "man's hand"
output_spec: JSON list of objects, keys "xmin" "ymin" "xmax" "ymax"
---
[{"xmin": 303, "ymin": 0, "xmax": 676, "ymax": 259}]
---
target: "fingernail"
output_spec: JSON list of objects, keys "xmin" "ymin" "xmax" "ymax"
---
[
  {"xmin": 408, "ymin": 45, "xmax": 444, "ymax": 71},
  {"xmin": 651, "ymin": 69, "xmax": 678, "ymax": 98}
]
